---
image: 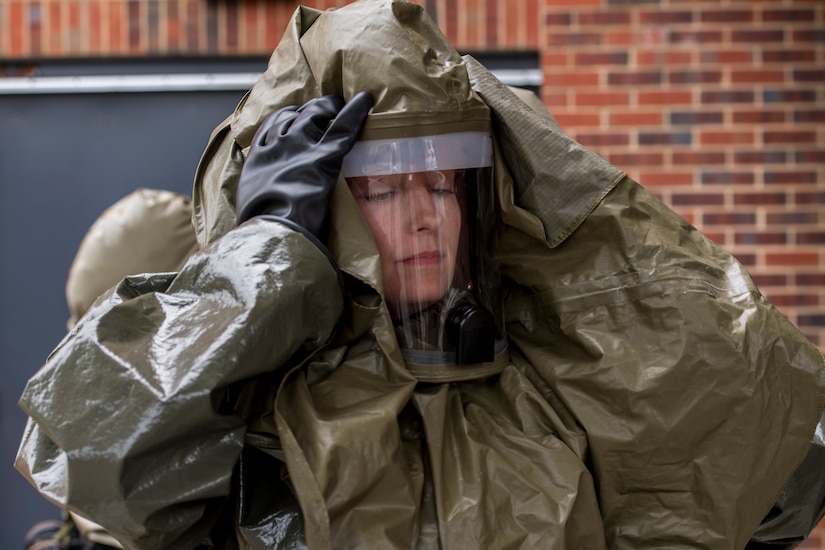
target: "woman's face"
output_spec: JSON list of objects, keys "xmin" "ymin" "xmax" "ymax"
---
[{"xmin": 347, "ymin": 169, "xmax": 463, "ymax": 317}]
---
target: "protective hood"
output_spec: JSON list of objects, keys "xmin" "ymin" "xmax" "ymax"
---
[
  {"xmin": 193, "ymin": 0, "xmax": 490, "ymax": 250},
  {"xmin": 194, "ymin": 0, "xmax": 510, "ymax": 378}
]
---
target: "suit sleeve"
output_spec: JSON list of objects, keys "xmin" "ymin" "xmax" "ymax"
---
[{"xmin": 15, "ymin": 219, "xmax": 344, "ymax": 549}]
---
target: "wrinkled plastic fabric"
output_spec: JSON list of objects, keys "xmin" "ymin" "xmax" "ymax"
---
[
  {"xmin": 748, "ymin": 439, "xmax": 825, "ymax": 549},
  {"xmin": 65, "ymin": 188, "xmax": 198, "ymax": 329},
  {"xmin": 62, "ymin": 188, "xmax": 199, "ymax": 549},
  {"xmin": 18, "ymin": 220, "xmax": 344, "ymax": 548},
  {"xmin": 16, "ymin": 1, "xmax": 825, "ymax": 549}
]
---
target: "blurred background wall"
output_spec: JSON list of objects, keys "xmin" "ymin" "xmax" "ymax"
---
[{"xmin": 1, "ymin": 0, "xmax": 823, "ymax": 547}]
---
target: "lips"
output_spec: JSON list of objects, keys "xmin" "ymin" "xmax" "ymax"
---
[{"xmin": 400, "ymin": 251, "xmax": 443, "ymax": 266}]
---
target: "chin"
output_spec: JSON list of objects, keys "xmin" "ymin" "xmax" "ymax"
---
[
  {"xmin": 410, "ymin": 287, "xmax": 449, "ymax": 308},
  {"xmin": 389, "ymin": 288, "xmax": 446, "ymax": 313}
]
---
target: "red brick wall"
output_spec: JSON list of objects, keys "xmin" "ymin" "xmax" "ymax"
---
[
  {"xmin": 1, "ymin": 0, "xmax": 824, "ymax": 545},
  {"xmin": 538, "ymin": 0, "xmax": 825, "ymax": 355}
]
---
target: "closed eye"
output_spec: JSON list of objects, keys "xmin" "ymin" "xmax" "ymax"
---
[{"xmin": 367, "ymin": 190, "xmax": 395, "ymax": 202}]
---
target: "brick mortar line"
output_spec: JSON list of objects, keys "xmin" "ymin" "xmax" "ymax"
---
[
  {"xmin": 57, "ymin": 1, "xmax": 68, "ymax": 57},
  {"xmin": 20, "ymin": 1, "xmax": 29, "ymax": 58},
  {"xmin": 82, "ymin": 1, "xmax": 91, "ymax": 55},
  {"xmin": 157, "ymin": 0, "xmax": 167, "ymax": 55},
  {"xmin": 0, "ymin": 3, "xmax": 5, "ymax": 56}
]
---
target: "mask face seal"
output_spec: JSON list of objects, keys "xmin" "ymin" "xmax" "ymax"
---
[{"xmin": 343, "ymin": 132, "xmax": 506, "ymax": 376}]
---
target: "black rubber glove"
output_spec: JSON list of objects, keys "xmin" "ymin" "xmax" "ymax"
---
[{"xmin": 235, "ymin": 91, "xmax": 373, "ymax": 237}]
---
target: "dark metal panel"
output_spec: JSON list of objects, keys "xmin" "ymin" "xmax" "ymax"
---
[{"xmin": 0, "ymin": 88, "xmax": 246, "ymax": 546}]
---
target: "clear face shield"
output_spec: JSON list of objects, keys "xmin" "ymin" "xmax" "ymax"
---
[{"xmin": 343, "ymin": 132, "xmax": 506, "ymax": 368}]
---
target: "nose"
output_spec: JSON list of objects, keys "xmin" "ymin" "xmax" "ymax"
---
[{"xmin": 407, "ymin": 178, "xmax": 440, "ymax": 232}]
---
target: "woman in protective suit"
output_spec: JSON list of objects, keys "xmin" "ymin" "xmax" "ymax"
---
[{"xmin": 16, "ymin": 1, "xmax": 825, "ymax": 548}]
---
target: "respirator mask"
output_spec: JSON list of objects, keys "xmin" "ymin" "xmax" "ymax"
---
[{"xmin": 343, "ymin": 131, "xmax": 507, "ymax": 379}]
